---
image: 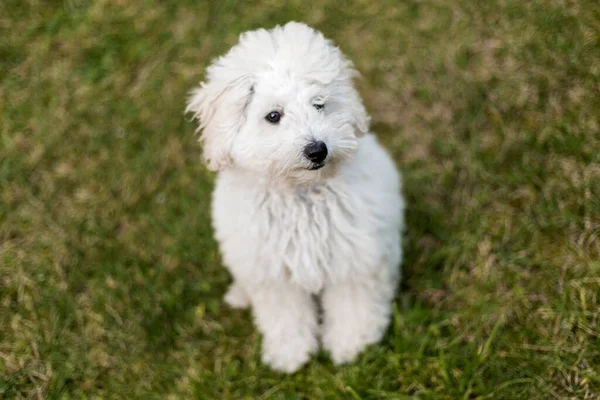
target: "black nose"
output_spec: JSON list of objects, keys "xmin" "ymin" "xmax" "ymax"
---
[{"xmin": 304, "ymin": 141, "xmax": 328, "ymax": 163}]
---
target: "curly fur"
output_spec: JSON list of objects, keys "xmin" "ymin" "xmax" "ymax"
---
[{"xmin": 186, "ymin": 22, "xmax": 404, "ymax": 373}]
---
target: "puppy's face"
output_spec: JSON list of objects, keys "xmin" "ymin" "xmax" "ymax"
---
[
  {"xmin": 187, "ymin": 22, "xmax": 369, "ymax": 183},
  {"xmin": 231, "ymin": 71, "xmax": 359, "ymax": 180}
]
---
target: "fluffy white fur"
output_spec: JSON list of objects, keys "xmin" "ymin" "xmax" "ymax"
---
[{"xmin": 186, "ymin": 22, "xmax": 404, "ymax": 373}]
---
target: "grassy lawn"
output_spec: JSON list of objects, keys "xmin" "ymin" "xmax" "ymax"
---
[{"xmin": 1, "ymin": 0, "xmax": 599, "ymax": 398}]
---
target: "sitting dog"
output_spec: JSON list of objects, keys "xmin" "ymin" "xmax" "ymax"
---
[{"xmin": 186, "ymin": 22, "xmax": 404, "ymax": 373}]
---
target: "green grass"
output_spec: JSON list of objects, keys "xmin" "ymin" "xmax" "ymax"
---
[{"xmin": 1, "ymin": 0, "xmax": 599, "ymax": 398}]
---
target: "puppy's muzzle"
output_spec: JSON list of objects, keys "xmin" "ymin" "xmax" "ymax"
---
[{"xmin": 304, "ymin": 141, "xmax": 328, "ymax": 170}]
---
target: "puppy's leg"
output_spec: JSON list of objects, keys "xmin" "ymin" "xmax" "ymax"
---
[
  {"xmin": 249, "ymin": 282, "xmax": 318, "ymax": 373},
  {"xmin": 322, "ymin": 272, "xmax": 398, "ymax": 364},
  {"xmin": 224, "ymin": 280, "xmax": 250, "ymax": 309}
]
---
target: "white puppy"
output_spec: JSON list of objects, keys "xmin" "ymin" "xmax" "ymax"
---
[{"xmin": 186, "ymin": 22, "xmax": 404, "ymax": 373}]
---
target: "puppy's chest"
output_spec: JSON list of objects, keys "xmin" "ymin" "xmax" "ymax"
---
[
  {"xmin": 257, "ymin": 186, "xmax": 349, "ymax": 253},
  {"xmin": 239, "ymin": 184, "xmax": 369, "ymax": 290}
]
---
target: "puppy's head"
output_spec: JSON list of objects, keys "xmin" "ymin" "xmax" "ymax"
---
[{"xmin": 186, "ymin": 22, "xmax": 369, "ymax": 182}]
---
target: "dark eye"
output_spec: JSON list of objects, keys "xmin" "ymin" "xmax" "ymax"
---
[
  {"xmin": 313, "ymin": 103, "xmax": 324, "ymax": 111},
  {"xmin": 265, "ymin": 111, "xmax": 282, "ymax": 123}
]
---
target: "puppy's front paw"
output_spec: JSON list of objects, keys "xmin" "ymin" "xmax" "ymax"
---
[
  {"xmin": 323, "ymin": 334, "xmax": 369, "ymax": 365},
  {"xmin": 322, "ymin": 321, "xmax": 383, "ymax": 365},
  {"xmin": 224, "ymin": 282, "xmax": 250, "ymax": 309},
  {"xmin": 261, "ymin": 333, "xmax": 318, "ymax": 373}
]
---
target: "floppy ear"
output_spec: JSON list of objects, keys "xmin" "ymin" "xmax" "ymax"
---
[
  {"xmin": 345, "ymin": 82, "xmax": 370, "ymax": 137},
  {"xmin": 338, "ymin": 60, "xmax": 370, "ymax": 137},
  {"xmin": 186, "ymin": 75, "xmax": 254, "ymax": 171},
  {"xmin": 330, "ymin": 58, "xmax": 370, "ymax": 137}
]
